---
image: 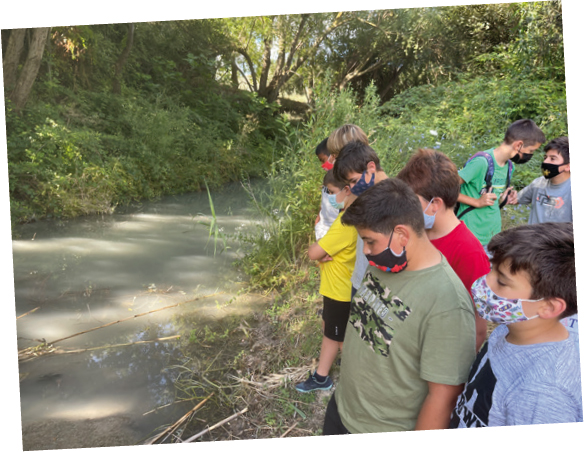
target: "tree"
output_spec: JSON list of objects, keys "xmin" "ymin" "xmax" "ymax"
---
[
  {"xmin": 112, "ymin": 23, "xmax": 135, "ymax": 94},
  {"xmin": 5, "ymin": 27, "xmax": 51, "ymax": 113},
  {"xmin": 2, "ymin": 28, "xmax": 27, "ymax": 93},
  {"xmin": 227, "ymin": 13, "xmax": 351, "ymax": 103}
]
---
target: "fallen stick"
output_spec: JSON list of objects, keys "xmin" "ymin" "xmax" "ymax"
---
[
  {"xmin": 17, "ymin": 336, "xmax": 181, "ymax": 363},
  {"xmin": 280, "ymin": 421, "xmax": 298, "ymax": 438},
  {"xmin": 48, "ymin": 291, "xmax": 226, "ymax": 345},
  {"xmin": 58, "ymin": 335, "xmax": 181, "ymax": 354},
  {"xmin": 183, "ymin": 407, "xmax": 248, "ymax": 443},
  {"xmin": 16, "ymin": 306, "xmax": 41, "ymax": 320},
  {"xmin": 145, "ymin": 392, "xmax": 214, "ymax": 445},
  {"xmin": 142, "ymin": 396, "xmax": 198, "ymax": 416}
]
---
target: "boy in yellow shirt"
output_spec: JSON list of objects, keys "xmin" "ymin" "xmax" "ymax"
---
[{"xmin": 296, "ymin": 170, "xmax": 357, "ymax": 392}]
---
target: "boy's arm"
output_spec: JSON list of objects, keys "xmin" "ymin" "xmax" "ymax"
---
[
  {"xmin": 458, "ymin": 176, "xmax": 497, "ymax": 208},
  {"xmin": 414, "ymin": 381, "xmax": 464, "ymax": 430},
  {"xmin": 308, "ymin": 242, "xmax": 328, "ymax": 261}
]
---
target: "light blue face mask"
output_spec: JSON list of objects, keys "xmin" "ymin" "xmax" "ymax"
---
[
  {"xmin": 327, "ymin": 190, "xmax": 346, "ymax": 210},
  {"xmin": 423, "ymin": 197, "xmax": 436, "ymax": 229}
]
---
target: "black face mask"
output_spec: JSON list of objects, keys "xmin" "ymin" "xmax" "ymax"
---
[
  {"xmin": 365, "ymin": 230, "xmax": 408, "ymax": 273},
  {"xmin": 541, "ymin": 162, "xmax": 562, "ymax": 179},
  {"xmin": 510, "ymin": 151, "xmax": 533, "ymax": 164}
]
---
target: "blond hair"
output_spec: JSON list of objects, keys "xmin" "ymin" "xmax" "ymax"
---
[{"xmin": 327, "ymin": 124, "xmax": 369, "ymax": 157}]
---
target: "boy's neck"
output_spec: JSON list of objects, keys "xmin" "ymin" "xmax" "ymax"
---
[
  {"xmin": 505, "ymin": 319, "xmax": 569, "ymax": 346},
  {"xmin": 551, "ymin": 171, "xmax": 571, "ymax": 185},
  {"xmin": 374, "ymin": 171, "xmax": 389, "ymax": 184},
  {"xmin": 426, "ymin": 208, "xmax": 460, "ymax": 241},
  {"xmin": 405, "ymin": 234, "xmax": 442, "ymax": 271},
  {"xmin": 493, "ymin": 144, "xmax": 513, "ymax": 166}
]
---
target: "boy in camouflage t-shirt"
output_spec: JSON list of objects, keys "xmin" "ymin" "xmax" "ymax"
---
[{"xmin": 322, "ymin": 179, "xmax": 476, "ymax": 434}]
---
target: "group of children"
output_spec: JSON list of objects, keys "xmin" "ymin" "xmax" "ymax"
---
[{"xmin": 294, "ymin": 120, "xmax": 581, "ymax": 433}]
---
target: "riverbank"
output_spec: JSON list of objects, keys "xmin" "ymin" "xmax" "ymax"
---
[{"xmin": 137, "ymin": 265, "xmax": 333, "ymax": 444}]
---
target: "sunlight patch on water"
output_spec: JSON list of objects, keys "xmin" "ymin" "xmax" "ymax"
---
[
  {"xmin": 12, "ymin": 237, "xmax": 140, "ymax": 256},
  {"xmin": 46, "ymin": 399, "xmax": 131, "ymax": 420}
]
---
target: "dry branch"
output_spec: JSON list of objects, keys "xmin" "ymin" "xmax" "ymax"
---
[
  {"xmin": 16, "ymin": 306, "xmax": 41, "ymax": 320},
  {"xmin": 183, "ymin": 407, "xmax": 248, "ymax": 443},
  {"xmin": 48, "ymin": 291, "xmax": 226, "ymax": 345},
  {"xmin": 145, "ymin": 392, "xmax": 214, "ymax": 445},
  {"xmin": 280, "ymin": 421, "xmax": 298, "ymax": 438}
]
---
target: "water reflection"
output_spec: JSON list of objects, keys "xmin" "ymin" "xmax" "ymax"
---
[{"xmin": 15, "ymin": 182, "xmax": 263, "ymax": 443}]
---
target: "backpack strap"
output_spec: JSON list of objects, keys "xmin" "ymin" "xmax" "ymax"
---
[
  {"xmin": 498, "ymin": 160, "xmax": 514, "ymax": 209},
  {"xmin": 457, "ymin": 152, "xmax": 495, "ymax": 219}
]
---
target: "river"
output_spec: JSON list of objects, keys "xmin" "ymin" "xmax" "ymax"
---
[{"xmin": 11, "ymin": 182, "xmax": 267, "ymax": 449}]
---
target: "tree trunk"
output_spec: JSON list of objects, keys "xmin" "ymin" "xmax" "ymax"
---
[
  {"xmin": 8, "ymin": 27, "xmax": 50, "ymax": 113},
  {"xmin": 2, "ymin": 28, "xmax": 27, "ymax": 93},
  {"xmin": 230, "ymin": 54, "xmax": 239, "ymax": 88},
  {"xmin": 112, "ymin": 23, "xmax": 135, "ymax": 95}
]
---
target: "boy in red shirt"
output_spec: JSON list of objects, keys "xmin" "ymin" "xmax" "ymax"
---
[{"xmin": 398, "ymin": 148, "xmax": 490, "ymax": 351}]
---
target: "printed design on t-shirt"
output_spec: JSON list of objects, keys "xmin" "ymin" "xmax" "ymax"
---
[
  {"xmin": 535, "ymin": 191, "xmax": 564, "ymax": 209},
  {"xmin": 450, "ymin": 342, "xmax": 496, "ymax": 428},
  {"xmin": 350, "ymin": 271, "xmax": 412, "ymax": 357}
]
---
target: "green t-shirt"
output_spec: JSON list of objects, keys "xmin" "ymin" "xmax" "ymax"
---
[
  {"xmin": 335, "ymin": 257, "xmax": 476, "ymax": 433},
  {"xmin": 458, "ymin": 148, "xmax": 513, "ymax": 245}
]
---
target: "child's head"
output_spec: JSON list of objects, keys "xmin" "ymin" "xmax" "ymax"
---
[
  {"xmin": 315, "ymin": 138, "xmax": 330, "ymax": 165},
  {"xmin": 542, "ymin": 136, "xmax": 570, "ymax": 172},
  {"xmin": 323, "ymin": 167, "xmax": 346, "ymax": 190},
  {"xmin": 397, "ymin": 148, "xmax": 460, "ymax": 210},
  {"xmin": 503, "ymin": 119, "xmax": 546, "ymax": 147},
  {"xmin": 341, "ymin": 178, "xmax": 425, "ymax": 237},
  {"xmin": 323, "ymin": 166, "xmax": 350, "ymax": 209},
  {"xmin": 327, "ymin": 124, "xmax": 369, "ymax": 158},
  {"xmin": 487, "ymin": 222, "xmax": 576, "ymax": 319},
  {"xmin": 333, "ymin": 141, "xmax": 381, "ymax": 188}
]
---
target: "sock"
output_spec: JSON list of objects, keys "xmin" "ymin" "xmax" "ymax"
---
[{"xmin": 314, "ymin": 372, "xmax": 327, "ymax": 383}]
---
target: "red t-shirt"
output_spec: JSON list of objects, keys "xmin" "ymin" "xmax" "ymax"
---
[{"xmin": 430, "ymin": 221, "xmax": 490, "ymax": 295}]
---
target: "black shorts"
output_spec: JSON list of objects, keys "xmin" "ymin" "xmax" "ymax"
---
[
  {"xmin": 322, "ymin": 296, "xmax": 351, "ymax": 342},
  {"xmin": 323, "ymin": 392, "xmax": 351, "ymax": 435}
]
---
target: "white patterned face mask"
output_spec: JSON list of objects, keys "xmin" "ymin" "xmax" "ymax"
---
[{"xmin": 471, "ymin": 275, "xmax": 543, "ymax": 324}]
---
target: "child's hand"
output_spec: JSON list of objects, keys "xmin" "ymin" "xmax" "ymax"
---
[
  {"xmin": 315, "ymin": 214, "xmax": 321, "ymax": 225},
  {"xmin": 478, "ymin": 187, "xmax": 498, "ymax": 207},
  {"xmin": 319, "ymin": 254, "xmax": 333, "ymax": 263},
  {"xmin": 505, "ymin": 188, "xmax": 518, "ymax": 205}
]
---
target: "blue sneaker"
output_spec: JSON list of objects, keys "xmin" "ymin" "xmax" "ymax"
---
[{"xmin": 295, "ymin": 372, "xmax": 333, "ymax": 393}]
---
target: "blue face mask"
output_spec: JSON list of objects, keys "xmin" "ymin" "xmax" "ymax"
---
[
  {"xmin": 327, "ymin": 191, "xmax": 346, "ymax": 210},
  {"xmin": 423, "ymin": 197, "xmax": 436, "ymax": 229},
  {"xmin": 350, "ymin": 171, "xmax": 375, "ymax": 196}
]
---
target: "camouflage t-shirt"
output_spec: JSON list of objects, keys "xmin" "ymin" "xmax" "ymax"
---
[{"xmin": 335, "ymin": 256, "xmax": 476, "ymax": 433}]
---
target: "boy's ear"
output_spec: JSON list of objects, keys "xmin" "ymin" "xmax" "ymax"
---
[
  {"xmin": 511, "ymin": 140, "xmax": 524, "ymax": 153},
  {"xmin": 538, "ymin": 297, "xmax": 567, "ymax": 320},
  {"xmin": 393, "ymin": 225, "xmax": 410, "ymax": 247},
  {"xmin": 366, "ymin": 160, "xmax": 376, "ymax": 172}
]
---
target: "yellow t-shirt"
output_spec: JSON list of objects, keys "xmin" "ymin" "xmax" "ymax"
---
[{"xmin": 318, "ymin": 212, "xmax": 358, "ymax": 302}]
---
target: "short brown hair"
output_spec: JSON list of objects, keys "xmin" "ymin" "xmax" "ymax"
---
[
  {"xmin": 503, "ymin": 119, "xmax": 546, "ymax": 147},
  {"xmin": 327, "ymin": 124, "xmax": 369, "ymax": 157},
  {"xmin": 544, "ymin": 136, "xmax": 569, "ymax": 164},
  {"xmin": 323, "ymin": 167, "xmax": 346, "ymax": 190},
  {"xmin": 487, "ymin": 222, "xmax": 576, "ymax": 318},
  {"xmin": 341, "ymin": 178, "xmax": 425, "ymax": 236},
  {"xmin": 397, "ymin": 148, "xmax": 460, "ymax": 209},
  {"xmin": 333, "ymin": 141, "xmax": 381, "ymax": 183}
]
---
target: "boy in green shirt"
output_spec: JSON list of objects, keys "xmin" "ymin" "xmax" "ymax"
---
[
  {"xmin": 323, "ymin": 178, "xmax": 476, "ymax": 434},
  {"xmin": 457, "ymin": 119, "xmax": 545, "ymax": 249}
]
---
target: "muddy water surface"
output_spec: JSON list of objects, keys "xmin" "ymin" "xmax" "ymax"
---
[{"xmin": 13, "ymin": 182, "xmax": 266, "ymax": 449}]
